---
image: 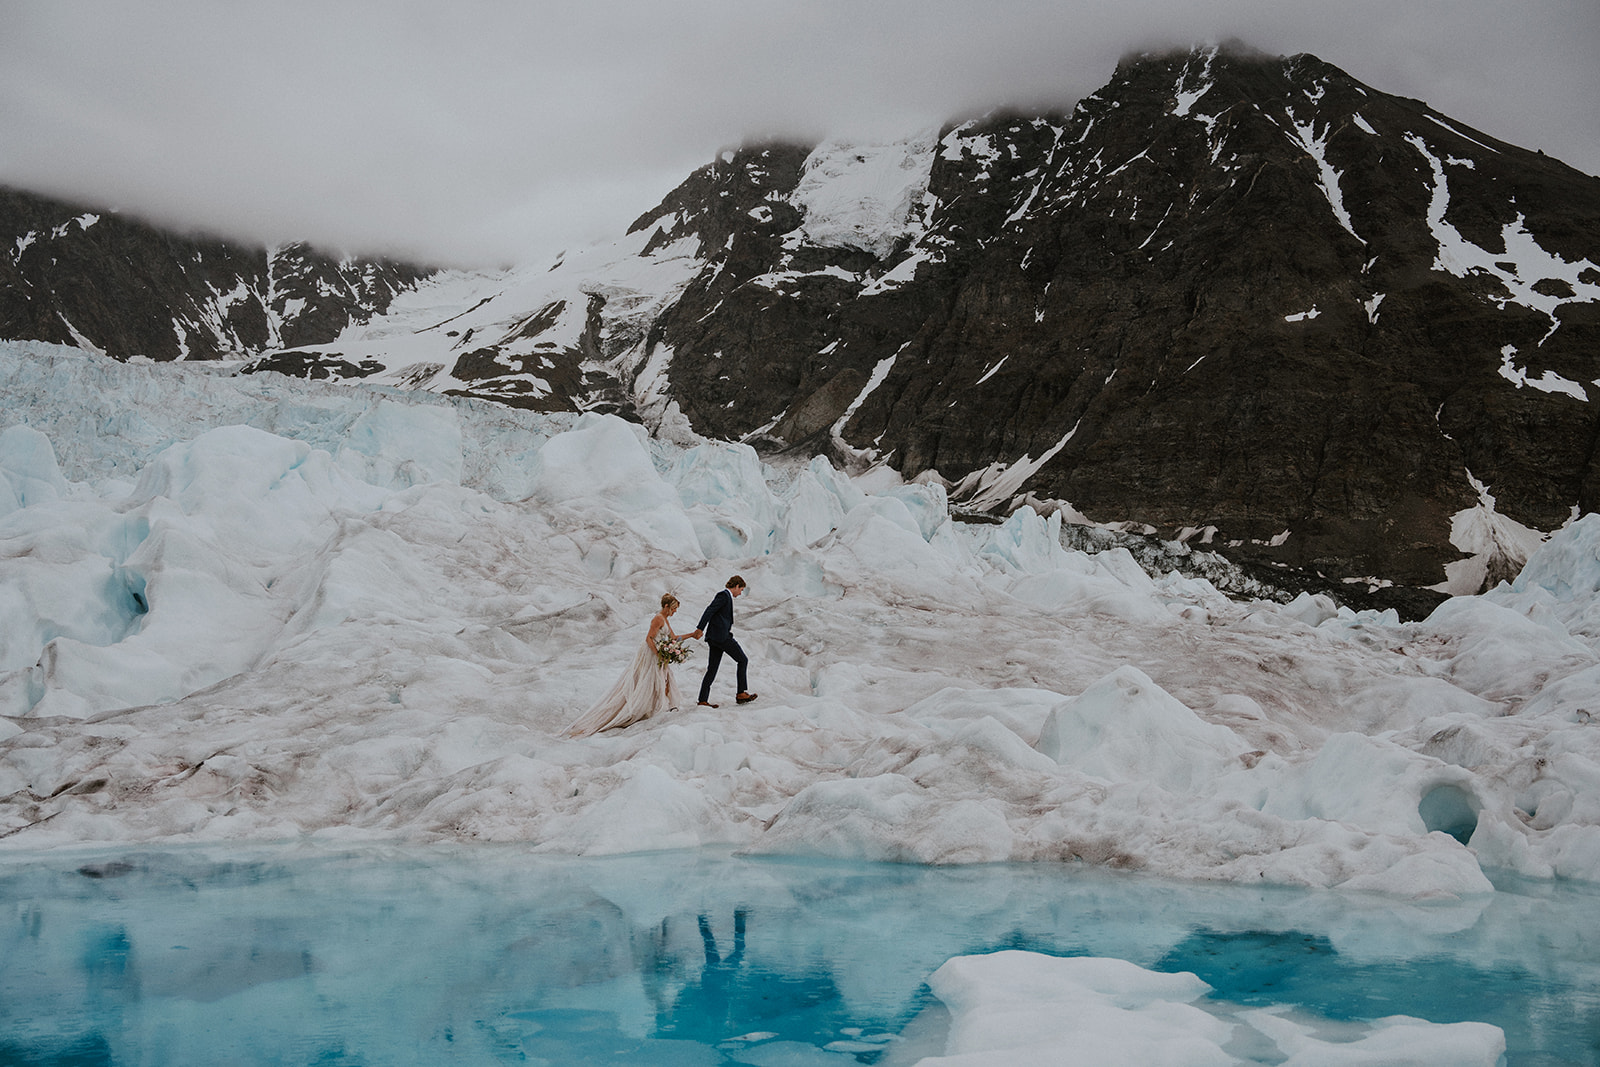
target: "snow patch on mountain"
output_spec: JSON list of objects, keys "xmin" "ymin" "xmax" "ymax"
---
[
  {"xmin": 1498, "ymin": 344, "xmax": 1589, "ymax": 400},
  {"xmin": 1288, "ymin": 116, "xmax": 1361, "ymax": 241},
  {"xmin": 1409, "ymin": 133, "xmax": 1600, "ymax": 336},
  {"xmin": 792, "ymin": 133, "xmax": 939, "ymax": 259},
  {"xmin": 1172, "ymin": 46, "xmax": 1217, "ymax": 117},
  {"xmin": 1437, "ymin": 473, "xmax": 1550, "ymax": 595},
  {"xmin": 949, "ymin": 422, "xmax": 1081, "ymax": 513}
]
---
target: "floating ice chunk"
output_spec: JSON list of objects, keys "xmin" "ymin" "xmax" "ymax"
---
[
  {"xmin": 1036, "ymin": 666, "xmax": 1248, "ymax": 792},
  {"xmin": 921, "ymin": 951, "xmax": 1230, "ymax": 1066},
  {"xmin": 1242, "ymin": 1006, "xmax": 1503, "ymax": 1066},
  {"xmin": 921, "ymin": 952, "xmax": 1505, "ymax": 1067}
]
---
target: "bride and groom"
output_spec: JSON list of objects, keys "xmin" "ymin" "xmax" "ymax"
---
[{"xmin": 566, "ymin": 576, "xmax": 757, "ymax": 737}]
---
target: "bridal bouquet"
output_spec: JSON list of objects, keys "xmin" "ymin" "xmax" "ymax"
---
[{"xmin": 656, "ymin": 633, "xmax": 693, "ymax": 665}]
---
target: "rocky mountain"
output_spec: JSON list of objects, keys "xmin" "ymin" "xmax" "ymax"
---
[
  {"xmin": 0, "ymin": 185, "xmax": 431, "ymax": 362},
  {"xmin": 6, "ymin": 44, "xmax": 1599, "ymax": 613},
  {"xmin": 631, "ymin": 46, "xmax": 1600, "ymax": 601}
]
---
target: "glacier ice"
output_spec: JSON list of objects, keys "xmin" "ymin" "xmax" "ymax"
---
[
  {"xmin": 4, "ymin": 340, "xmax": 1600, "ymax": 901},
  {"xmin": 920, "ymin": 951, "xmax": 1505, "ymax": 1066}
]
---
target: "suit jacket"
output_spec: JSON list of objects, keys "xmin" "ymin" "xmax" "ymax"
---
[{"xmin": 697, "ymin": 589, "xmax": 735, "ymax": 646}]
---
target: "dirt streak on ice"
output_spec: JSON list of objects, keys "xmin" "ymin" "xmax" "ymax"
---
[{"xmin": 4, "ymin": 342, "xmax": 1600, "ymax": 902}]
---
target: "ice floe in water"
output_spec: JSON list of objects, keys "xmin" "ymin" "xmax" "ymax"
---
[
  {"xmin": 922, "ymin": 951, "xmax": 1504, "ymax": 1067},
  {"xmin": 3, "ymin": 340, "xmax": 1600, "ymax": 902}
]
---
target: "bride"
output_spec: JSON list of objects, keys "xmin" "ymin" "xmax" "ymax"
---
[{"xmin": 566, "ymin": 593, "xmax": 701, "ymax": 737}]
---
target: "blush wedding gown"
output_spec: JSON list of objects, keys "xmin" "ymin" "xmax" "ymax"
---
[{"xmin": 566, "ymin": 620, "xmax": 686, "ymax": 737}]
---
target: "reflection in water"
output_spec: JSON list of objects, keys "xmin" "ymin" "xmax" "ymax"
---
[
  {"xmin": 0, "ymin": 846, "xmax": 1597, "ymax": 1065},
  {"xmin": 648, "ymin": 908, "xmax": 855, "ymax": 1051},
  {"xmin": 1157, "ymin": 926, "xmax": 1552, "ymax": 1030}
]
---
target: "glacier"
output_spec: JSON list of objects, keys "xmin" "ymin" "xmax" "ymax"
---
[
  {"xmin": 11, "ymin": 339, "xmax": 1600, "ymax": 1061},
  {"xmin": 5, "ymin": 340, "xmax": 1600, "ymax": 902}
]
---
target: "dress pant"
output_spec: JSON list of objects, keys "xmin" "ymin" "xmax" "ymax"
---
[{"xmin": 699, "ymin": 638, "xmax": 748, "ymax": 701}]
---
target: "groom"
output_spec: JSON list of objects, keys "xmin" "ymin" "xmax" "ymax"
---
[{"xmin": 694, "ymin": 575, "xmax": 756, "ymax": 708}]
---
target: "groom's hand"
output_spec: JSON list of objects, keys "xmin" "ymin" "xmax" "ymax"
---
[{"xmin": 690, "ymin": 629, "xmax": 703, "ymax": 639}]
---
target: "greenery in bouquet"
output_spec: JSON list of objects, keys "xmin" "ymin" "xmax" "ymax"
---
[{"xmin": 655, "ymin": 633, "xmax": 692, "ymax": 666}]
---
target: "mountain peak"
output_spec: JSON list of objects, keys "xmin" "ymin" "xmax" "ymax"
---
[{"xmin": 4, "ymin": 45, "xmax": 1599, "ymax": 608}]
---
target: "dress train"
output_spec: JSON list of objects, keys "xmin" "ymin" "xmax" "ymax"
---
[{"xmin": 566, "ymin": 627, "xmax": 684, "ymax": 736}]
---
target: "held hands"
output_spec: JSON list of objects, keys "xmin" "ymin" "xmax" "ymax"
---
[{"xmin": 688, "ymin": 629, "xmax": 703, "ymax": 640}]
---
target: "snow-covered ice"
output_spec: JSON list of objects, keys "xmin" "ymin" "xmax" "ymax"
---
[
  {"xmin": 921, "ymin": 951, "xmax": 1504, "ymax": 1066},
  {"xmin": 6, "ymin": 340, "xmax": 1600, "ymax": 903},
  {"xmin": 792, "ymin": 133, "xmax": 939, "ymax": 260}
]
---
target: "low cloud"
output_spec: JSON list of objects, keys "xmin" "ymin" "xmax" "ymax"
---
[{"xmin": 1, "ymin": 0, "xmax": 1593, "ymax": 267}]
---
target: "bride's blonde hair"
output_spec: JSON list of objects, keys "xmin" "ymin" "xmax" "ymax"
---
[{"xmin": 660, "ymin": 593, "xmax": 679, "ymax": 610}]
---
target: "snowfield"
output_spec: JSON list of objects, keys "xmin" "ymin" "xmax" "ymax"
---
[{"xmin": 5, "ymin": 340, "xmax": 1600, "ymax": 902}]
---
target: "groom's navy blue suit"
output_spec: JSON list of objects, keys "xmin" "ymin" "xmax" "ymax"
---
[{"xmin": 697, "ymin": 588, "xmax": 748, "ymax": 702}]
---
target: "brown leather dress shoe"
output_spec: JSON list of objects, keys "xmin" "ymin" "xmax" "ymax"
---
[
  {"xmin": 698, "ymin": 700, "xmax": 719, "ymax": 708},
  {"xmin": 736, "ymin": 692, "xmax": 757, "ymax": 704}
]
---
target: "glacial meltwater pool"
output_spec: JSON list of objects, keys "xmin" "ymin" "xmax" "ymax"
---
[{"xmin": 2, "ymin": 844, "xmax": 1597, "ymax": 1065}]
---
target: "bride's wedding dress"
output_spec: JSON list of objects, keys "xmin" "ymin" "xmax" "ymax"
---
[{"xmin": 566, "ymin": 624, "xmax": 685, "ymax": 737}]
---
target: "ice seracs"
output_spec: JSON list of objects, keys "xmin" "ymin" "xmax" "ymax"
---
[{"xmin": 5, "ymin": 341, "xmax": 1600, "ymax": 901}]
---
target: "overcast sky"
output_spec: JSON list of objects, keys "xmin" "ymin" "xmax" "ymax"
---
[{"xmin": 2, "ymin": 1, "xmax": 1595, "ymax": 267}]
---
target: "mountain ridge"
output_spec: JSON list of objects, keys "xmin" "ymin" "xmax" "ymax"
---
[
  {"xmin": 614, "ymin": 45, "xmax": 1599, "ymax": 598},
  {"xmin": 3, "ymin": 44, "xmax": 1598, "ymax": 612},
  {"xmin": 0, "ymin": 184, "xmax": 432, "ymax": 362}
]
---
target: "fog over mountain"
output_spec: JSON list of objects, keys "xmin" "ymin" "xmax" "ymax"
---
[
  {"xmin": 5, "ymin": 44, "xmax": 1598, "ymax": 611},
  {"xmin": 1, "ymin": 1, "xmax": 1595, "ymax": 266}
]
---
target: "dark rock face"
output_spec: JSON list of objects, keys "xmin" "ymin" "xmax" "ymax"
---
[
  {"xmin": 6, "ymin": 46, "xmax": 1599, "ymax": 605},
  {"xmin": 437, "ymin": 295, "xmax": 609, "ymax": 412},
  {"xmin": 626, "ymin": 46, "xmax": 1600, "ymax": 591},
  {"xmin": 0, "ymin": 185, "xmax": 430, "ymax": 361}
]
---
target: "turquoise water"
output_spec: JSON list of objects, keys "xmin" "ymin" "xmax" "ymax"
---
[{"xmin": 2, "ymin": 845, "xmax": 1597, "ymax": 1065}]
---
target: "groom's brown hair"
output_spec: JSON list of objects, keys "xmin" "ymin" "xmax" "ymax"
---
[{"xmin": 726, "ymin": 575, "xmax": 746, "ymax": 589}]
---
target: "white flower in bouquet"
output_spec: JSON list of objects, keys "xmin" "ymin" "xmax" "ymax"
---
[{"xmin": 656, "ymin": 633, "xmax": 692, "ymax": 665}]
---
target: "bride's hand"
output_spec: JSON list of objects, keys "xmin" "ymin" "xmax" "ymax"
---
[{"xmin": 689, "ymin": 629, "xmax": 702, "ymax": 639}]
